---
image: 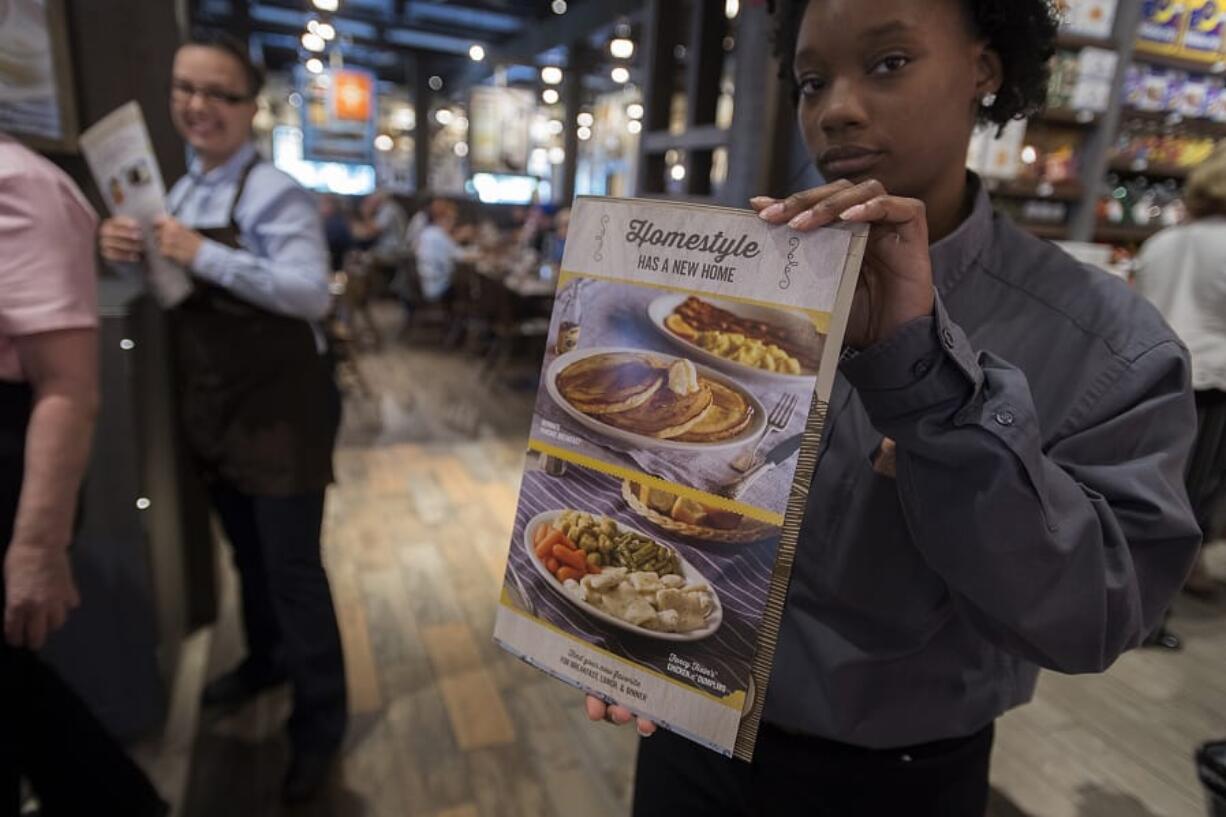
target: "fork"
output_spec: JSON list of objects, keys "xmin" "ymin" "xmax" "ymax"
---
[{"xmin": 731, "ymin": 392, "xmax": 799, "ymax": 472}]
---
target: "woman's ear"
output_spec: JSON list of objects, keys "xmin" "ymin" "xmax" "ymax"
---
[{"xmin": 974, "ymin": 43, "xmax": 1004, "ymax": 102}]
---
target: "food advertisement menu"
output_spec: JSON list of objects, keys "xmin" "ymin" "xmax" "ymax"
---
[{"xmin": 492, "ymin": 197, "xmax": 866, "ymax": 760}]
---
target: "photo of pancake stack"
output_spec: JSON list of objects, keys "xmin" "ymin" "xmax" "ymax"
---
[{"xmin": 554, "ymin": 351, "xmax": 758, "ymax": 444}]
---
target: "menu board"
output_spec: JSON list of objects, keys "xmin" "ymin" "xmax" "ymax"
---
[
  {"xmin": 469, "ymin": 86, "xmax": 533, "ymax": 174},
  {"xmin": 0, "ymin": 0, "xmax": 78, "ymax": 150},
  {"xmin": 300, "ymin": 66, "xmax": 377, "ymax": 165},
  {"xmin": 492, "ymin": 197, "xmax": 866, "ymax": 759}
]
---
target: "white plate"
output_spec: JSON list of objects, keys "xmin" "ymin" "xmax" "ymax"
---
[
  {"xmin": 523, "ymin": 510, "xmax": 723, "ymax": 642},
  {"xmin": 647, "ymin": 294, "xmax": 823, "ymax": 384},
  {"xmin": 546, "ymin": 346, "xmax": 767, "ymax": 453}
]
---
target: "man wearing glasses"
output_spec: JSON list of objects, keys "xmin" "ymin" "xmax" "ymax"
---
[{"xmin": 98, "ymin": 33, "xmax": 345, "ymax": 803}]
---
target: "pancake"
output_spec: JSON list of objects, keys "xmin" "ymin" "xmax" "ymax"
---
[
  {"xmin": 601, "ymin": 381, "xmax": 714, "ymax": 439},
  {"xmin": 558, "ymin": 353, "xmax": 664, "ymax": 415},
  {"xmin": 675, "ymin": 379, "xmax": 754, "ymax": 443}
]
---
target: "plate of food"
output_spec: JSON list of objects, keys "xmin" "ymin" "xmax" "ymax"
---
[
  {"xmin": 523, "ymin": 509, "xmax": 723, "ymax": 641},
  {"xmin": 621, "ymin": 480, "xmax": 778, "ymax": 545},
  {"xmin": 647, "ymin": 294, "xmax": 825, "ymax": 383},
  {"xmin": 545, "ymin": 347, "xmax": 766, "ymax": 452}
]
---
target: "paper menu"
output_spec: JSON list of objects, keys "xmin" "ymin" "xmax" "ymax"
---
[
  {"xmin": 492, "ymin": 196, "xmax": 866, "ymax": 760},
  {"xmin": 79, "ymin": 102, "xmax": 191, "ymax": 308}
]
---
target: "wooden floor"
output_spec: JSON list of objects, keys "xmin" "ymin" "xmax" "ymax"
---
[{"xmin": 143, "ymin": 310, "xmax": 1226, "ymax": 817}]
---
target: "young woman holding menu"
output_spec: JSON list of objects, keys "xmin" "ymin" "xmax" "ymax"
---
[{"xmin": 586, "ymin": 1, "xmax": 1202, "ymax": 814}]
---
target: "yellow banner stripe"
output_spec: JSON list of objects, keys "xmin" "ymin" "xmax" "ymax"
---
[
  {"xmin": 557, "ymin": 270, "xmax": 832, "ymax": 334},
  {"xmin": 528, "ymin": 439, "xmax": 785, "ymax": 527}
]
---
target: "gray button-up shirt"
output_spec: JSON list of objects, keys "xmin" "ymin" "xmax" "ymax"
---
[{"xmin": 763, "ymin": 180, "xmax": 1201, "ymax": 749}]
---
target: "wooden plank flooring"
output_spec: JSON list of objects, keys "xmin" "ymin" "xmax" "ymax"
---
[{"xmin": 154, "ymin": 310, "xmax": 1224, "ymax": 817}]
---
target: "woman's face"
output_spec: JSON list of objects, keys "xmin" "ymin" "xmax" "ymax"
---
[{"xmin": 794, "ymin": 0, "xmax": 991, "ymax": 202}]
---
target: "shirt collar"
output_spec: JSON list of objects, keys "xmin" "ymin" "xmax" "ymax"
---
[
  {"xmin": 188, "ymin": 142, "xmax": 257, "ymax": 185},
  {"xmin": 929, "ymin": 173, "xmax": 993, "ymax": 297}
]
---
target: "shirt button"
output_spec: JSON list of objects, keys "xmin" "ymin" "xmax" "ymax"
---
[
  {"xmin": 941, "ymin": 327, "xmax": 956, "ymax": 349},
  {"xmin": 912, "ymin": 358, "xmax": 932, "ymax": 379},
  {"xmin": 994, "ymin": 410, "xmax": 1015, "ymax": 427}
]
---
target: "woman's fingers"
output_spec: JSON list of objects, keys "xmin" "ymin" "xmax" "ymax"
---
[
  {"xmin": 583, "ymin": 695, "xmax": 656, "ymax": 736},
  {"xmin": 785, "ymin": 179, "xmax": 888, "ymax": 231},
  {"xmin": 756, "ymin": 179, "xmax": 857, "ymax": 223},
  {"xmin": 838, "ymin": 194, "xmax": 926, "ymax": 226}
]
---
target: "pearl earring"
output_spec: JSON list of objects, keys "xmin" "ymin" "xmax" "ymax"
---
[{"xmin": 981, "ymin": 92, "xmax": 998, "ymax": 108}]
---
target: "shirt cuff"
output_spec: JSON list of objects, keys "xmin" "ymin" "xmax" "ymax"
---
[
  {"xmin": 192, "ymin": 238, "xmax": 231, "ymax": 286},
  {"xmin": 841, "ymin": 291, "xmax": 983, "ymax": 423}
]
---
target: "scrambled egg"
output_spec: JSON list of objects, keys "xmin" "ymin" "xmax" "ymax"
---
[{"xmin": 695, "ymin": 331, "xmax": 801, "ymax": 374}]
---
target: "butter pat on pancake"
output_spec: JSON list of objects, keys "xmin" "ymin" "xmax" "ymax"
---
[{"xmin": 558, "ymin": 353, "xmax": 665, "ymax": 415}]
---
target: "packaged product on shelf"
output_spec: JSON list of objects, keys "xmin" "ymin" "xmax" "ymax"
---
[
  {"xmin": 1207, "ymin": 78, "xmax": 1226, "ymax": 121},
  {"xmin": 1138, "ymin": 0, "xmax": 1189, "ymax": 54},
  {"xmin": 1136, "ymin": 68, "xmax": 1183, "ymax": 112},
  {"xmin": 981, "ymin": 119, "xmax": 1028, "ymax": 180},
  {"xmin": 1123, "ymin": 64, "xmax": 1146, "ymax": 108},
  {"xmin": 1179, "ymin": 0, "xmax": 1226, "ymax": 59},
  {"xmin": 1047, "ymin": 50, "xmax": 1080, "ymax": 109},
  {"xmin": 1060, "ymin": 0, "xmax": 1119, "ymax": 37},
  {"xmin": 1175, "ymin": 77, "xmax": 1211, "ymax": 117},
  {"xmin": 1069, "ymin": 48, "xmax": 1118, "ymax": 112}
]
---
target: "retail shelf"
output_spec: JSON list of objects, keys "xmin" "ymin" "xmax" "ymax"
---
[
  {"xmin": 983, "ymin": 178, "xmax": 1085, "ymax": 203},
  {"xmin": 1106, "ymin": 159, "xmax": 1190, "ymax": 180},
  {"xmin": 1056, "ymin": 33, "xmax": 1117, "ymax": 51},
  {"xmin": 1094, "ymin": 223, "xmax": 1163, "ymax": 244},
  {"xmin": 1118, "ymin": 107, "xmax": 1226, "ymax": 138},
  {"xmin": 1020, "ymin": 223, "xmax": 1070, "ymax": 240},
  {"xmin": 1034, "ymin": 107, "xmax": 1100, "ymax": 127},
  {"xmin": 1131, "ymin": 49, "xmax": 1226, "ymax": 76}
]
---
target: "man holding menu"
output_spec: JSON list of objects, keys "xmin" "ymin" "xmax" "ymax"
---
[{"xmin": 98, "ymin": 33, "xmax": 345, "ymax": 803}]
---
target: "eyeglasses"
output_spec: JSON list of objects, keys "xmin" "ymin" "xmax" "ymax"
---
[{"xmin": 171, "ymin": 80, "xmax": 253, "ymax": 106}]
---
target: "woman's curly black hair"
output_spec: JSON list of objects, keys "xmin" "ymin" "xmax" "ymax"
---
[{"xmin": 769, "ymin": 0, "xmax": 1060, "ymax": 128}]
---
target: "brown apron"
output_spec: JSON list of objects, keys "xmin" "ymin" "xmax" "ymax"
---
[{"xmin": 170, "ymin": 158, "xmax": 339, "ymax": 496}]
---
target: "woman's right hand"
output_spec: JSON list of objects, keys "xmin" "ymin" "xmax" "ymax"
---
[
  {"xmin": 98, "ymin": 216, "xmax": 144, "ymax": 263},
  {"xmin": 585, "ymin": 694, "xmax": 657, "ymax": 737}
]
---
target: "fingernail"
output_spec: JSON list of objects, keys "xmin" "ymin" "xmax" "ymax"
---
[
  {"xmin": 789, "ymin": 210, "xmax": 814, "ymax": 229},
  {"xmin": 759, "ymin": 203, "xmax": 785, "ymax": 220},
  {"xmin": 839, "ymin": 204, "xmax": 867, "ymax": 221},
  {"xmin": 749, "ymin": 196, "xmax": 775, "ymax": 207}
]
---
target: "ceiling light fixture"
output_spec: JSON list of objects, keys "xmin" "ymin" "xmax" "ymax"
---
[
  {"xmin": 301, "ymin": 32, "xmax": 325, "ymax": 52},
  {"xmin": 454, "ymin": 141, "xmax": 469, "ymax": 157},
  {"xmin": 542, "ymin": 88, "xmax": 559, "ymax": 104},
  {"xmin": 626, "ymin": 102, "xmax": 644, "ymax": 120},
  {"xmin": 312, "ymin": 0, "xmax": 338, "ymax": 10},
  {"xmin": 577, "ymin": 111, "xmax": 594, "ymax": 127},
  {"xmin": 305, "ymin": 57, "xmax": 324, "ymax": 74},
  {"xmin": 316, "ymin": 21, "xmax": 336, "ymax": 40},
  {"xmin": 374, "ymin": 134, "xmax": 394, "ymax": 151},
  {"xmin": 468, "ymin": 44, "xmax": 485, "ymax": 61},
  {"xmin": 428, "ymin": 75, "xmax": 443, "ymax": 91},
  {"xmin": 577, "ymin": 125, "xmax": 591, "ymax": 141},
  {"xmin": 541, "ymin": 66, "xmax": 563, "ymax": 85},
  {"xmin": 552, "ymin": 0, "xmax": 567, "ymax": 13},
  {"xmin": 610, "ymin": 38, "xmax": 634, "ymax": 59},
  {"xmin": 435, "ymin": 108, "xmax": 454, "ymax": 125},
  {"xmin": 610, "ymin": 66, "xmax": 630, "ymax": 83},
  {"xmin": 627, "ymin": 120, "xmax": 642, "ymax": 134},
  {"xmin": 725, "ymin": 0, "xmax": 740, "ymax": 18}
]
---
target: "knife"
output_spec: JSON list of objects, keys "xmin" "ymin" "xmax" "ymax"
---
[{"xmin": 725, "ymin": 434, "xmax": 803, "ymax": 501}]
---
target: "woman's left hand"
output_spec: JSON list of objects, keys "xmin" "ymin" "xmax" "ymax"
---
[
  {"xmin": 751, "ymin": 179, "xmax": 934, "ymax": 350},
  {"xmin": 153, "ymin": 215, "xmax": 205, "ymax": 268}
]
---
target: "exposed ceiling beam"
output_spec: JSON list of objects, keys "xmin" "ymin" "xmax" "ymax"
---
[{"xmin": 454, "ymin": 0, "xmax": 643, "ymax": 86}]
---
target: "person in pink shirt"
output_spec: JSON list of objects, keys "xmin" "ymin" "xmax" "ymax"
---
[{"xmin": 0, "ymin": 133, "xmax": 167, "ymax": 816}]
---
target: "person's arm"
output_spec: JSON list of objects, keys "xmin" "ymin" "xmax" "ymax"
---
[
  {"xmin": 4, "ymin": 329, "xmax": 95, "ymax": 648},
  {"xmin": 841, "ymin": 294, "xmax": 1201, "ymax": 673},
  {"xmin": 157, "ymin": 182, "xmax": 331, "ymax": 321}
]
